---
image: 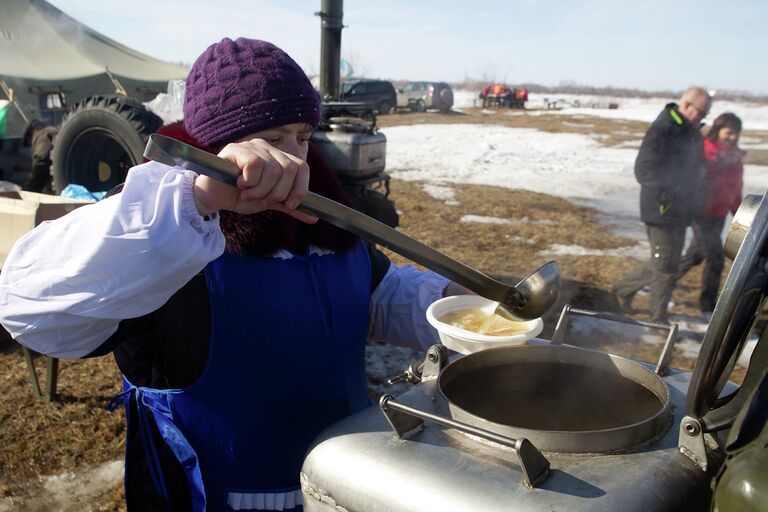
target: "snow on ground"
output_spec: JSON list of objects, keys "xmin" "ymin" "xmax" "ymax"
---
[
  {"xmin": 0, "ymin": 460, "xmax": 124, "ymax": 512},
  {"xmin": 383, "ymin": 97, "xmax": 768, "ymax": 247},
  {"xmin": 386, "ymin": 123, "xmax": 638, "ymax": 212},
  {"xmin": 528, "ymin": 94, "xmax": 768, "ymax": 132},
  {"xmin": 461, "ymin": 215, "xmax": 511, "ymax": 225},
  {"xmin": 452, "ymin": 90, "xmax": 768, "ymax": 131}
]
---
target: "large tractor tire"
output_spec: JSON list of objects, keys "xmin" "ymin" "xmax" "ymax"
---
[{"xmin": 51, "ymin": 95, "xmax": 163, "ymax": 194}]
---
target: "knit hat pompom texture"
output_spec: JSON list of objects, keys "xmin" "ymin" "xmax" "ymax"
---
[{"xmin": 184, "ymin": 38, "xmax": 320, "ymax": 148}]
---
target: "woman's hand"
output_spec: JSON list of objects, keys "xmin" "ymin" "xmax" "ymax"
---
[
  {"xmin": 720, "ymin": 148, "xmax": 746, "ymax": 166},
  {"xmin": 192, "ymin": 139, "xmax": 317, "ymax": 223}
]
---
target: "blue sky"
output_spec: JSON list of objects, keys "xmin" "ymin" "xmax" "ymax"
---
[{"xmin": 46, "ymin": 0, "xmax": 767, "ymax": 94}]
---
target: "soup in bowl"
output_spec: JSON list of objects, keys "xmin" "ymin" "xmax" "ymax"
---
[{"xmin": 426, "ymin": 295, "xmax": 543, "ymax": 354}]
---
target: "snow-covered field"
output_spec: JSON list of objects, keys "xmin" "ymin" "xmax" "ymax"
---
[
  {"xmin": 453, "ymin": 89, "xmax": 768, "ymax": 131},
  {"xmin": 377, "ymin": 91, "xmax": 768, "ymax": 368},
  {"xmin": 387, "ymin": 90, "xmax": 768, "ymax": 247}
]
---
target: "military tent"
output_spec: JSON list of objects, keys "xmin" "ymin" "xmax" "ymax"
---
[{"xmin": 0, "ymin": 0, "xmax": 188, "ymax": 137}]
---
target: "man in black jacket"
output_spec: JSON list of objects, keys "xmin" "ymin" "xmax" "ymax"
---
[{"xmin": 612, "ymin": 87, "xmax": 711, "ymax": 323}]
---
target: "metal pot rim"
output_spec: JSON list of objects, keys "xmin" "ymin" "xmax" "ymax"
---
[{"xmin": 435, "ymin": 344, "xmax": 673, "ymax": 453}]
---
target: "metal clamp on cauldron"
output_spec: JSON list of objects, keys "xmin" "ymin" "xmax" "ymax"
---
[
  {"xmin": 380, "ymin": 345, "xmax": 550, "ymax": 489},
  {"xmin": 379, "ymin": 392, "xmax": 551, "ymax": 490}
]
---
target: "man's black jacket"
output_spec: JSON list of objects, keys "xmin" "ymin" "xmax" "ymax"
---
[{"xmin": 635, "ymin": 103, "xmax": 706, "ymax": 226}]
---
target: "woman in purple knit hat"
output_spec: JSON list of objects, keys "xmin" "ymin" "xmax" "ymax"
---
[{"xmin": 0, "ymin": 38, "xmax": 467, "ymax": 511}]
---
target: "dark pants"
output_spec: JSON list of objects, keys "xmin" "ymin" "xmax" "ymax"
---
[
  {"xmin": 676, "ymin": 215, "xmax": 726, "ymax": 312},
  {"xmin": 613, "ymin": 223, "xmax": 687, "ymax": 322},
  {"xmin": 25, "ymin": 157, "xmax": 54, "ymax": 193}
]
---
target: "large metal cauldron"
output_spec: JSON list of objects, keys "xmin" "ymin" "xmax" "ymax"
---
[{"xmin": 300, "ymin": 345, "xmax": 710, "ymax": 512}]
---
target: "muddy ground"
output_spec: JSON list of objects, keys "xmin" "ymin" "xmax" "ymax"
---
[{"xmin": 1, "ymin": 107, "xmax": 766, "ymax": 510}]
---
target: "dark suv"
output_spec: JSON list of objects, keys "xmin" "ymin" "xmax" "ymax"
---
[{"xmin": 339, "ymin": 79, "xmax": 397, "ymax": 115}]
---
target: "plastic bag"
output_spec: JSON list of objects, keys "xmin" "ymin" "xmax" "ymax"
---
[
  {"xmin": 143, "ymin": 80, "xmax": 186, "ymax": 124},
  {"xmin": 0, "ymin": 180, "xmax": 21, "ymax": 193},
  {"xmin": 59, "ymin": 184, "xmax": 106, "ymax": 201}
]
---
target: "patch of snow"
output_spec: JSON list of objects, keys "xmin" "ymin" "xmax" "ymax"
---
[
  {"xmin": 0, "ymin": 460, "xmax": 124, "ymax": 512},
  {"xmin": 674, "ymin": 338, "xmax": 705, "ymax": 359},
  {"xmin": 562, "ymin": 121, "xmax": 595, "ymax": 128},
  {"xmin": 539, "ymin": 243, "xmax": 647, "ymax": 259},
  {"xmin": 611, "ymin": 141, "xmax": 642, "ymax": 149},
  {"xmin": 421, "ymin": 183, "xmax": 458, "ymax": 205},
  {"xmin": 461, "ymin": 215, "xmax": 511, "ymax": 225},
  {"xmin": 739, "ymin": 135, "xmax": 768, "ymax": 150},
  {"xmin": 506, "ymin": 235, "xmax": 533, "ymax": 244}
]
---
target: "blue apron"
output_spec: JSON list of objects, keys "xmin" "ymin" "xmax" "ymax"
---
[{"xmin": 112, "ymin": 243, "xmax": 372, "ymax": 511}]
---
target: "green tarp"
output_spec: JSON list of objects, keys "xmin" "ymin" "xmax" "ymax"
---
[
  {"xmin": 0, "ymin": 101, "xmax": 8, "ymax": 138},
  {"xmin": 1, "ymin": 0, "xmax": 188, "ymax": 137}
]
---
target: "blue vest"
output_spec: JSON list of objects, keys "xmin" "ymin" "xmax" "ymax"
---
[{"xmin": 114, "ymin": 243, "xmax": 372, "ymax": 511}]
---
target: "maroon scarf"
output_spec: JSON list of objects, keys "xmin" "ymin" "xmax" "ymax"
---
[{"xmin": 155, "ymin": 122, "xmax": 360, "ymax": 256}]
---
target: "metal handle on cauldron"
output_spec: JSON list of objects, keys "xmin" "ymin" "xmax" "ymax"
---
[{"xmin": 379, "ymin": 394, "xmax": 550, "ymax": 489}]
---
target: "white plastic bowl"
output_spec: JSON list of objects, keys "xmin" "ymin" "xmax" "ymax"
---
[{"xmin": 426, "ymin": 295, "xmax": 543, "ymax": 354}]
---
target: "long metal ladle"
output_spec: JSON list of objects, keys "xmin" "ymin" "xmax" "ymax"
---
[{"xmin": 144, "ymin": 134, "xmax": 560, "ymax": 321}]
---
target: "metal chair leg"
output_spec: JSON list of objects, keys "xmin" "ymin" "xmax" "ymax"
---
[
  {"xmin": 45, "ymin": 356, "xmax": 59, "ymax": 401},
  {"xmin": 22, "ymin": 346, "xmax": 43, "ymax": 399},
  {"xmin": 21, "ymin": 346, "xmax": 59, "ymax": 401}
]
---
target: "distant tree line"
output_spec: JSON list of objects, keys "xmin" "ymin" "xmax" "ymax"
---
[
  {"xmin": 455, "ymin": 79, "xmax": 768, "ymax": 104},
  {"xmin": 328, "ymin": 75, "xmax": 766, "ymax": 103}
]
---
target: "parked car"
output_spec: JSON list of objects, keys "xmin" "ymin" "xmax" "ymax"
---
[
  {"xmin": 396, "ymin": 81, "xmax": 454, "ymax": 112},
  {"xmin": 339, "ymin": 79, "xmax": 397, "ymax": 115}
]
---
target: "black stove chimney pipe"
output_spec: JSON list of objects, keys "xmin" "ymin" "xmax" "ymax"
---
[{"xmin": 317, "ymin": 0, "xmax": 343, "ymax": 102}]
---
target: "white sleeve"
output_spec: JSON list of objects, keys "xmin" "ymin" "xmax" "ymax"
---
[
  {"xmin": 368, "ymin": 263, "xmax": 450, "ymax": 351},
  {"xmin": 0, "ymin": 161, "xmax": 226, "ymax": 358}
]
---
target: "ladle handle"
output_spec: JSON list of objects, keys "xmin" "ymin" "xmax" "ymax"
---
[
  {"xmin": 143, "ymin": 134, "xmax": 519, "ymax": 303},
  {"xmin": 299, "ymin": 193, "xmax": 515, "ymax": 301}
]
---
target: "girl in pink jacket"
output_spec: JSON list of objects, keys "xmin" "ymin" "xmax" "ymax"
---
[{"xmin": 677, "ymin": 113, "xmax": 745, "ymax": 316}]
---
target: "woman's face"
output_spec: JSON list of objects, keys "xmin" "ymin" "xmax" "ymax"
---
[
  {"xmin": 237, "ymin": 122, "xmax": 314, "ymax": 160},
  {"xmin": 718, "ymin": 126, "xmax": 740, "ymax": 149}
]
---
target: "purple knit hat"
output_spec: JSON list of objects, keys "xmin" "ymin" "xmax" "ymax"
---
[{"xmin": 184, "ymin": 37, "xmax": 320, "ymax": 148}]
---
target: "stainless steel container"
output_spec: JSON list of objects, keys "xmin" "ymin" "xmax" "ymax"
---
[
  {"xmin": 310, "ymin": 121, "xmax": 386, "ymax": 179},
  {"xmin": 301, "ymin": 345, "xmax": 711, "ymax": 512}
]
